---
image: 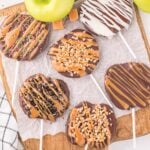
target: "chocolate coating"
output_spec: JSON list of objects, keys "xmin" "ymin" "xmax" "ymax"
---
[
  {"xmin": 0, "ymin": 13, "xmax": 49, "ymax": 61},
  {"xmin": 66, "ymin": 101, "xmax": 116, "ymax": 149},
  {"xmin": 80, "ymin": 0, "xmax": 133, "ymax": 37},
  {"xmin": 105, "ymin": 62, "xmax": 150, "ymax": 110},
  {"xmin": 19, "ymin": 74, "xmax": 70, "ymax": 121},
  {"xmin": 48, "ymin": 29, "xmax": 100, "ymax": 78}
]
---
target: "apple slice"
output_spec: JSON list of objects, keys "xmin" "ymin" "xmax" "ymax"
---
[{"xmin": 25, "ymin": 0, "xmax": 75, "ymax": 22}]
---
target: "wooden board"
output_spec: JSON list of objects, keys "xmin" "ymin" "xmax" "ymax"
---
[{"xmin": 0, "ymin": 3, "xmax": 150, "ymax": 150}]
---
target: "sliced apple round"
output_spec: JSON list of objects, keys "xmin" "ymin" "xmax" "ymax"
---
[{"xmin": 25, "ymin": 0, "xmax": 75, "ymax": 22}]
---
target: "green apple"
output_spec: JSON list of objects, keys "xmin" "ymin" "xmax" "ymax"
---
[
  {"xmin": 134, "ymin": 0, "xmax": 150, "ymax": 12},
  {"xmin": 25, "ymin": 0, "xmax": 75, "ymax": 22}
]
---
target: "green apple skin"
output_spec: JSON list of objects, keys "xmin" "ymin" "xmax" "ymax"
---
[
  {"xmin": 25, "ymin": 0, "xmax": 75, "ymax": 22},
  {"xmin": 134, "ymin": 0, "xmax": 150, "ymax": 12}
]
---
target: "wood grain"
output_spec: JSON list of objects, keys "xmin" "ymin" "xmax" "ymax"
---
[
  {"xmin": 135, "ymin": 5, "xmax": 150, "ymax": 60},
  {"xmin": 0, "ymin": 3, "xmax": 150, "ymax": 150},
  {"xmin": 113, "ymin": 106, "xmax": 150, "ymax": 142},
  {"xmin": 23, "ymin": 106, "xmax": 150, "ymax": 150},
  {"xmin": 0, "ymin": 3, "xmax": 26, "ymax": 16}
]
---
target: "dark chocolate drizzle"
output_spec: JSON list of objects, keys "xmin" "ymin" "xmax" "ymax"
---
[
  {"xmin": 66, "ymin": 101, "xmax": 116, "ymax": 149},
  {"xmin": 105, "ymin": 62, "xmax": 150, "ymax": 110},
  {"xmin": 19, "ymin": 74, "xmax": 70, "ymax": 121},
  {"xmin": 0, "ymin": 13, "xmax": 49, "ymax": 61},
  {"xmin": 48, "ymin": 29, "xmax": 100, "ymax": 78}
]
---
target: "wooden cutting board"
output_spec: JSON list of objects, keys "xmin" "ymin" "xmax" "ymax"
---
[{"xmin": 0, "ymin": 3, "xmax": 150, "ymax": 150}]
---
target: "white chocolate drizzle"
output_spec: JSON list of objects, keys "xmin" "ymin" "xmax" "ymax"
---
[{"xmin": 80, "ymin": 0, "xmax": 133, "ymax": 37}]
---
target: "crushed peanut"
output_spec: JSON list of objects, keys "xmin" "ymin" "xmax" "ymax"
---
[
  {"xmin": 49, "ymin": 30, "xmax": 100, "ymax": 77},
  {"xmin": 68, "ymin": 103, "xmax": 114, "ymax": 149}
]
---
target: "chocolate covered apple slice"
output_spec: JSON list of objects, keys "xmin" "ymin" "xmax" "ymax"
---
[
  {"xmin": 80, "ymin": 0, "xmax": 133, "ymax": 37},
  {"xmin": 0, "ymin": 13, "xmax": 49, "ymax": 61},
  {"xmin": 48, "ymin": 29, "xmax": 100, "ymax": 78},
  {"xmin": 19, "ymin": 74, "xmax": 70, "ymax": 121},
  {"xmin": 105, "ymin": 62, "xmax": 150, "ymax": 110},
  {"xmin": 67, "ymin": 102, "xmax": 116, "ymax": 149}
]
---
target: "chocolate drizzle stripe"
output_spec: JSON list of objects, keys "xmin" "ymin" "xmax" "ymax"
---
[
  {"xmin": 40, "ymin": 78, "xmax": 60, "ymax": 97},
  {"xmin": 28, "ymin": 31, "xmax": 48, "ymax": 59},
  {"xmin": 8, "ymin": 14, "xmax": 27, "ymax": 31},
  {"xmin": 19, "ymin": 74, "xmax": 69, "ymax": 121},
  {"xmin": 21, "ymin": 87, "xmax": 52, "ymax": 119},
  {"xmin": 113, "ymin": 66, "xmax": 146, "ymax": 92},
  {"xmin": 87, "ymin": 1, "xmax": 126, "ymax": 28},
  {"xmin": 12, "ymin": 24, "xmax": 47, "ymax": 58},
  {"xmin": 3, "ymin": 14, "xmax": 17, "ymax": 26},
  {"xmin": 0, "ymin": 14, "xmax": 49, "ymax": 60},
  {"xmin": 52, "ymin": 79, "xmax": 69, "ymax": 104},
  {"xmin": 3, "ymin": 16, "xmax": 32, "ymax": 51},
  {"xmin": 142, "ymin": 64, "xmax": 150, "ymax": 74},
  {"xmin": 24, "ymin": 83, "xmax": 53, "ymax": 111},
  {"xmin": 31, "ymin": 76, "xmax": 61, "ymax": 116},
  {"xmin": 118, "ymin": 65, "xmax": 149, "ymax": 93},
  {"xmin": 19, "ymin": 30, "xmax": 48, "ymax": 58},
  {"xmin": 133, "ymin": 65, "xmax": 150, "ymax": 83},
  {"xmin": 108, "ymin": 68, "xmax": 149, "ymax": 99},
  {"xmin": 106, "ymin": 79, "xmax": 136, "ymax": 107},
  {"xmin": 22, "ymin": 20, "xmax": 38, "ymax": 38},
  {"xmin": 80, "ymin": 0, "xmax": 133, "ymax": 37},
  {"xmin": 81, "ymin": 5, "xmax": 119, "ymax": 32},
  {"xmin": 67, "ymin": 102, "xmax": 116, "ymax": 149},
  {"xmin": 38, "ymin": 76, "xmax": 68, "ymax": 108},
  {"xmin": 23, "ymin": 88, "xmax": 54, "ymax": 120},
  {"xmin": 105, "ymin": 63, "xmax": 150, "ymax": 109},
  {"xmin": 49, "ymin": 29, "xmax": 100, "ymax": 78},
  {"xmin": 24, "ymin": 82, "xmax": 56, "ymax": 119},
  {"xmin": 30, "ymin": 23, "xmax": 41, "ymax": 35},
  {"xmin": 107, "ymin": 77, "xmax": 146, "ymax": 107}
]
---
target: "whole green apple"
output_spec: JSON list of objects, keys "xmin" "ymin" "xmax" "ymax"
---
[
  {"xmin": 25, "ymin": 0, "xmax": 75, "ymax": 22},
  {"xmin": 134, "ymin": 0, "xmax": 150, "ymax": 12}
]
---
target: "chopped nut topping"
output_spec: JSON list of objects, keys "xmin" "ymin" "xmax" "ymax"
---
[
  {"xmin": 67, "ymin": 102, "xmax": 116, "ymax": 149},
  {"xmin": 48, "ymin": 29, "xmax": 100, "ymax": 77}
]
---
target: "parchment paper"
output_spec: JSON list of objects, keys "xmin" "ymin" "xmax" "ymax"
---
[{"xmin": 1, "ymin": 15, "xmax": 150, "ymax": 141}]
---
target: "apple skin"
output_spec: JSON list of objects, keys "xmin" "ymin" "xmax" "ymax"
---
[
  {"xmin": 134, "ymin": 0, "xmax": 150, "ymax": 12},
  {"xmin": 25, "ymin": 0, "xmax": 75, "ymax": 22}
]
